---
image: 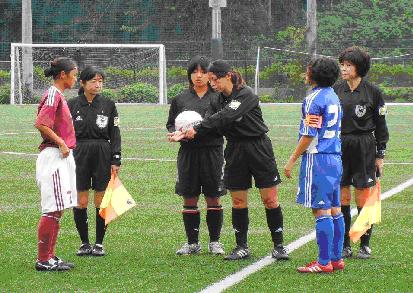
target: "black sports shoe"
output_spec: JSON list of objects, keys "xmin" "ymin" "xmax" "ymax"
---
[
  {"xmin": 76, "ymin": 243, "xmax": 92, "ymax": 256},
  {"xmin": 92, "ymin": 244, "xmax": 105, "ymax": 256},
  {"xmin": 357, "ymin": 246, "xmax": 371, "ymax": 259},
  {"xmin": 224, "ymin": 245, "xmax": 251, "ymax": 260},
  {"xmin": 35, "ymin": 258, "xmax": 71, "ymax": 271},
  {"xmin": 271, "ymin": 245, "xmax": 289, "ymax": 260},
  {"xmin": 54, "ymin": 256, "xmax": 75, "ymax": 268},
  {"xmin": 342, "ymin": 246, "xmax": 353, "ymax": 258}
]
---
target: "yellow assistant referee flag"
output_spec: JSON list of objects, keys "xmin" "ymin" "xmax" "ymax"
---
[
  {"xmin": 99, "ymin": 172, "xmax": 136, "ymax": 225},
  {"xmin": 349, "ymin": 180, "xmax": 381, "ymax": 243}
]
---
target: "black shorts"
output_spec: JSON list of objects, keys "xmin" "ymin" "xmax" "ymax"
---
[
  {"xmin": 341, "ymin": 133, "xmax": 376, "ymax": 188},
  {"xmin": 224, "ymin": 135, "xmax": 281, "ymax": 190},
  {"xmin": 175, "ymin": 145, "xmax": 226, "ymax": 198},
  {"xmin": 73, "ymin": 140, "xmax": 111, "ymax": 192}
]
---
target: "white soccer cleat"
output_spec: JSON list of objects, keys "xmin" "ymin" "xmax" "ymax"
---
[
  {"xmin": 176, "ymin": 243, "xmax": 201, "ymax": 255},
  {"xmin": 208, "ymin": 241, "xmax": 225, "ymax": 255}
]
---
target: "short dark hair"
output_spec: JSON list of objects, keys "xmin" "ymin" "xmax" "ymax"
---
[
  {"xmin": 187, "ymin": 55, "xmax": 210, "ymax": 87},
  {"xmin": 78, "ymin": 66, "xmax": 105, "ymax": 95},
  {"xmin": 307, "ymin": 57, "xmax": 340, "ymax": 87},
  {"xmin": 338, "ymin": 46, "xmax": 371, "ymax": 77},
  {"xmin": 44, "ymin": 57, "xmax": 77, "ymax": 80}
]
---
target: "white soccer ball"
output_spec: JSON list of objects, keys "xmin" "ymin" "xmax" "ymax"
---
[{"xmin": 175, "ymin": 111, "xmax": 203, "ymax": 131}]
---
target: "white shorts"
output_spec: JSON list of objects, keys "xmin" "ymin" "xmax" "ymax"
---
[{"xmin": 36, "ymin": 147, "xmax": 78, "ymax": 214}]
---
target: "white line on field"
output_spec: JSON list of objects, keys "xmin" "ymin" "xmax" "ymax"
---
[
  {"xmin": 1, "ymin": 151, "xmax": 413, "ymax": 165},
  {"xmin": 0, "ymin": 151, "xmax": 176, "ymax": 162},
  {"xmin": 199, "ymin": 176, "xmax": 413, "ymax": 293}
]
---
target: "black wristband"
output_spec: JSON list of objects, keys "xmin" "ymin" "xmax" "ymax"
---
[{"xmin": 376, "ymin": 149, "xmax": 385, "ymax": 159}]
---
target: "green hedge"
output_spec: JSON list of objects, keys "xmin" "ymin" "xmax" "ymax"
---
[
  {"xmin": 0, "ymin": 84, "xmax": 10, "ymax": 104},
  {"xmin": 380, "ymin": 86, "xmax": 413, "ymax": 102},
  {"xmin": 119, "ymin": 82, "xmax": 158, "ymax": 103}
]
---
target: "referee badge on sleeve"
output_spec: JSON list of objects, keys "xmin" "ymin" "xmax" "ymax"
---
[
  {"xmin": 114, "ymin": 117, "xmax": 120, "ymax": 127},
  {"xmin": 378, "ymin": 105, "xmax": 387, "ymax": 116}
]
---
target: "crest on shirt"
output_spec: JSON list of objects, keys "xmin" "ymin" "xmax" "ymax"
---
[
  {"xmin": 96, "ymin": 114, "xmax": 108, "ymax": 129},
  {"xmin": 229, "ymin": 100, "xmax": 241, "ymax": 110},
  {"xmin": 355, "ymin": 105, "xmax": 366, "ymax": 118},
  {"xmin": 75, "ymin": 116, "xmax": 83, "ymax": 121}
]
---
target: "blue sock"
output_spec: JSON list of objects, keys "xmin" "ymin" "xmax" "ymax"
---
[
  {"xmin": 332, "ymin": 213, "xmax": 345, "ymax": 261},
  {"xmin": 316, "ymin": 215, "xmax": 333, "ymax": 265}
]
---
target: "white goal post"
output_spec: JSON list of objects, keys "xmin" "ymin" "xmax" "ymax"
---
[{"xmin": 10, "ymin": 43, "xmax": 167, "ymax": 104}]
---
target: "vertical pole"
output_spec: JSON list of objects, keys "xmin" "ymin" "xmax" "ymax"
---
[
  {"xmin": 10, "ymin": 44, "xmax": 15, "ymax": 104},
  {"xmin": 306, "ymin": 0, "xmax": 317, "ymax": 56},
  {"xmin": 255, "ymin": 47, "xmax": 260, "ymax": 95},
  {"xmin": 210, "ymin": 0, "xmax": 226, "ymax": 60},
  {"xmin": 158, "ymin": 45, "xmax": 167, "ymax": 105},
  {"xmin": 22, "ymin": 0, "xmax": 34, "ymax": 103}
]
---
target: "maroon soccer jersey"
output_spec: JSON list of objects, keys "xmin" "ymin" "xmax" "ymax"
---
[{"xmin": 36, "ymin": 86, "xmax": 76, "ymax": 150}]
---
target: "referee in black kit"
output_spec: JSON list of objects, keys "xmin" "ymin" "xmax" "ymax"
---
[
  {"xmin": 166, "ymin": 55, "xmax": 226, "ymax": 256},
  {"xmin": 333, "ymin": 47, "xmax": 389, "ymax": 259},
  {"xmin": 68, "ymin": 66, "xmax": 121, "ymax": 257},
  {"xmin": 170, "ymin": 60, "xmax": 289, "ymax": 261}
]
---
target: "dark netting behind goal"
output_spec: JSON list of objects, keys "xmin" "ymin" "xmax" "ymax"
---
[{"xmin": 11, "ymin": 44, "xmax": 166, "ymax": 104}]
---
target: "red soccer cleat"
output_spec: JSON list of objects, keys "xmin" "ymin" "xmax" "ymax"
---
[
  {"xmin": 331, "ymin": 259, "xmax": 345, "ymax": 271},
  {"xmin": 297, "ymin": 260, "xmax": 333, "ymax": 273}
]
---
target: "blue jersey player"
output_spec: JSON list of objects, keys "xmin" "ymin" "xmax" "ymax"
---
[{"xmin": 284, "ymin": 57, "xmax": 345, "ymax": 273}]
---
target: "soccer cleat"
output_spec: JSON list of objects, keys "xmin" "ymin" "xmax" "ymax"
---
[
  {"xmin": 331, "ymin": 259, "xmax": 345, "ymax": 271},
  {"xmin": 35, "ymin": 258, "xmax": 71, "ymax": 271},
  {"xmin": 176, "ymin": 243, "xmax": 201, "ymax": 255},
  {"xmin": 92, "ymin": 244, "xmax": 106, "ymax": 256},
  {"xmin": 297, "ymin": 261, "xmax": 333, "ymax": 273},
  {"xmin": 271, "ymin": 245, "xmax": 289, "ymax": 260},
  {"xmin": 342, "ymin": 246, "xmax": 353, "ymax": 258},
  {"xmin": 224, "ymin": 245, "xmax": 251, "ymax": 260},
  {"xmin": 76, "ymin": 243, "xmax": 92, "ymax": 256},
  {"xmin": 208, "ymin": 241, "xmax": 225, "ymax": 255},
  {"xmin": 357, "ymin": 246, "xmax": 372, "ymax": 259},
  {"xmin": 54, "ymin": 256, "xmax": 75, "ymax": 268}
]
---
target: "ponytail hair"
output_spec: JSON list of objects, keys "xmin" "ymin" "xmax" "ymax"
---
[
  {"xmin": 208, "ymin": 59, "xmax": 246, "ymax": 90},
  {"xmin": 78, "ymin": 66, "xmax": 106, "ymax": 95},
  {"xmin": 44, "ymin": 57, "xmax": 77, "ymax": 80}
]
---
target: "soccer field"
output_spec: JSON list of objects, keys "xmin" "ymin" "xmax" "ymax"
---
[{"xmin": 0, "ymin": 104, "xmax": 412, "ymax": 292}]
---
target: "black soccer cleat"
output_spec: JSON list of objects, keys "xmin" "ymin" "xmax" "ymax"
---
[
  {"xmin": 76, "ymin": 243, "xmax": 92, "ymax": 256},
  {"xmin": 271, "ymin": 245, "xmax": 289, "ymax": 260},
  {"xmin": 224, "ymin": 245, "xmax": 251, "ymax": 260},
  {"xmin": 342, "ymin": 246, "xmax": 353, "ymax": 258},
  {"xmin": 357, "ymin": 246, "xmax": 371, "ymax": 259},
  {"xmin": 35, "ymin": 258, "xmax": 71, "ymax": 271},
  {"xmin": 92, "ymin": 244, "xmax": 105, "ymax": 256}
]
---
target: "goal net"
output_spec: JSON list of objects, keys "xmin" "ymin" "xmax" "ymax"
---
[
  {"xmin": 255, "ymin": 46, "xmax": 413, "ymax": 103},
  {"xmin": 10, "ymin": 43, "xmax": 167, "ymax": 104}
]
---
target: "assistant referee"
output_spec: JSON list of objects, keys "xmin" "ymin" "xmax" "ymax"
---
[{"xmin": 68, "ymin": 66, "xmax": 121, "ymax": 257}]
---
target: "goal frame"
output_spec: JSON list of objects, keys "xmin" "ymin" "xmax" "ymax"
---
[{"xmin": 10, "ymin": 43, "xmax": 167, "ymax": 104}]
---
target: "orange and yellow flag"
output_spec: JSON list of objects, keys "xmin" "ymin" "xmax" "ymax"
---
[
  {"xmin": 349, "ymin": 180, "xmax": 381, "ymax": 243},
  {"xmin": 99, "ymin": 173, "xmax": 136, "ymax": 225}
]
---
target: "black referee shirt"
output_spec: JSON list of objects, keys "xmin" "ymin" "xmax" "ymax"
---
[
  {"xmin": 166, "ymin": 88, "xmax": 224, "ymax": 148},
  {"xmin": 68, "ymin": 94, "xmax": 121, "ymax": 165},
  {"xmin": 195, "ymin": 86, "xmax": 269, "ymax": 141},
  {"xmin": 333, "ymin": 79, "xmax": 389, "ymax": 152}
]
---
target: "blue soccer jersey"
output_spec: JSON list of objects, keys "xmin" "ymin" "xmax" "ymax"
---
[{"xmin": 299, "ymin": 87, "xmax": 342, "ymax": 154}]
